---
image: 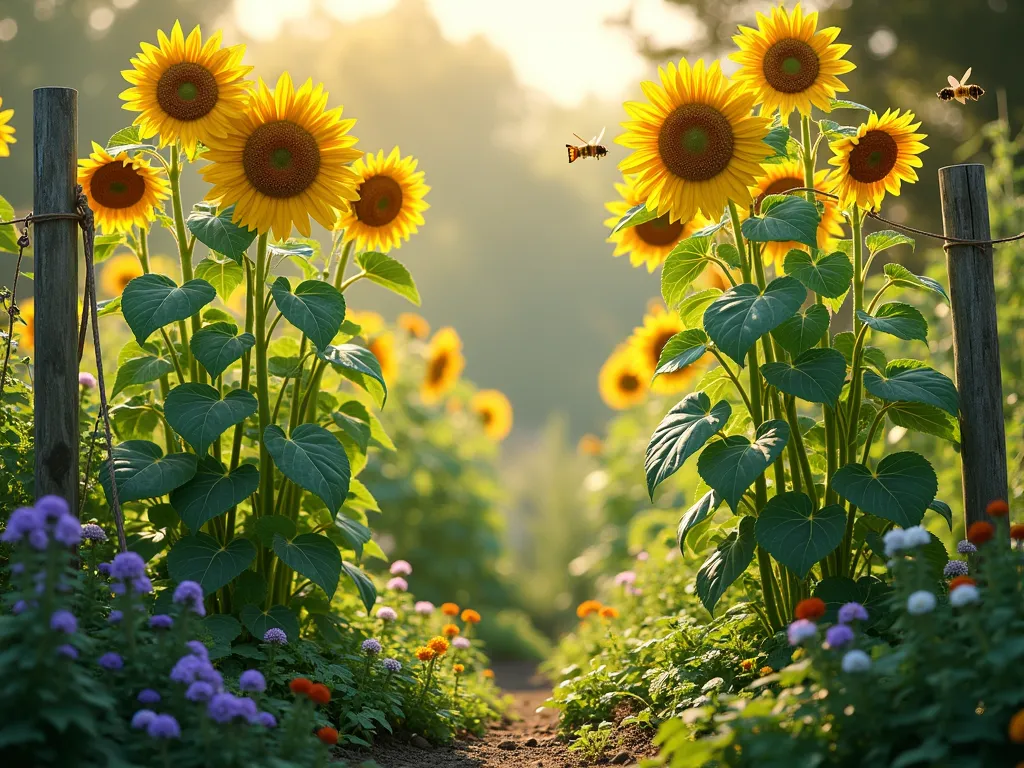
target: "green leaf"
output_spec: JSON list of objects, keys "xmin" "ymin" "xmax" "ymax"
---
[
  {"xmin": 111, "ymin": 349, "xmax": 174, "ymax": 398},
  {"xmin": 703, "ymin": 278, "xmax": 807, "ymax": 365},
  {"xmin": 783, "ymin": 250, "xmax": 853, "ymax": 299},
  {"xmin": 93, "ymin": 233, "xmax": 126, "ymax": 264},
  {"xmin": 239, "ymin": 604, "xmax": 300, "ymax": 644},
  {"xmin": 762, "ymin": 125, "xmax": 791, "ymax": 161},
  {"xmin": 190, "ymin": 322, "xmax": 256, "ymax": 378},
  {"xmin": 170, "ymin": 457, "xmax": 260, "ymax": 532},
  {"xmin": 696, "ymin": 516, "xmax": 755, "ymax": 616},
  {"xmin": 251, "ymin": 515, "xmax": 297, "ymax": 547},
  {"xmin": 833, "ymin": 332, "xmax": 887, "ymax": 374},
  {"xmin": 771, "ymin": 304, "xmax": 830, "ymax": 357},
  {"xmin": 100, "ymin": 440, "xmax": 197, "ymax": 503},
  {"xmin": 186, "ymin": 204, "xmax": 257, "ymax": 264},
  {"xmin": 342, "ymin": 561, "xmax": 377, "ymax": 612},
  {"xmin": 887, "ymin": 401, "xmax": 960, "ymax": 443},
  {"xmin": 827, "ymin": 98, "xmax": 871, "ymax": 111},
  {"xmin": 761, "ymin": 348, "xmax": 847, "ymax": 405},
  {"xmin": 813, "ymin": 575, "xmax": 890, "ymax": 627},
  {"xmin": 865, "ymin": 230, "xmax": 915, "ymax": 256},
  {"xmin": 611, "ymin": 202, "xmax": 659, "ymax": 234},
  {"xmin": 202, "ymin": 614, "xmax": 242, "ymax": 647},
  {"xmin": 98, "ymin": 296, "xmax": 122, "ymax": 318},
  {"xmin": 164, "ymin": 384, "xmax": 257, "ymax": 455},
  {"xmin": 697, "ymin": 420, "xmax": 790, "ymax": 511},
  {"xmin": 264, "ymin": 424, "xmax": 351, "ymax": 514},
  {"xmin": 754, "ymin": 492, "xmax": 845, "ymax": 578},
  {"xmin": 882, "ymin": 263, "xmax": 948, "ymax": 304},
  {"xmin": 110, "ymin": 399, "xmax": 161, "ymax": 440},
  {"xmin": 676, "ymin": 489, "xmax": 722, "ymax": 553},
  {"xmin": 333, "ymin": 513, "xmax": 373, "ymax": 558},
  {"xmin": 818, "ymin": 120, "xmax": 859, "ymax": 141},
  {"xmin": 655, "ymin": 330, "xmax": 708, "ymax": 378},
  {"xmin": 317, "ymin": 344, "xmax": 387, "ymax": 407},
  {"xmin": 661, "ymin": 236, "xmax": 712, "ymax": 309},
  {"xmin": 106, "ymin": 125, "xmax": 143, "ymax": 149},
  {"xmin": 122, "ymin": 274, "xmax": 216, "ymax": 345},
  {"xmin": 929, "ymin": 499, "xmax": 953, "ymax": 530},
  {"xmin": 646, "ymin": 393, "xmax": 731, "ymax": 499},
  {"xmin": 857, "ymin": 302, "xmax": 928, "ymax": 343},
  {"xmin": 679, "ymin": 289, "xmax": 721, "ymax": 328},
  {"xmin": 232, "ymin": 571, "xmax": 267, "ymax": 607},
  {"xmin": 167, "ymin": 533, "xmax": 256, "ymax": 595},
  {"xmin": 272, "ymin": 533, "xmax": 342, "ymax": 599},
  {"xmin": 355, "ymin": 251, "xmax": 421, "ymax": 305},
  {"xmin": 715, "ymin": 243, "xmax": 741, "ymax": 269},
  {"xmin": 270, "ymin": 277, "xmax": 346, "ymax": 352},
  {"xmin": 194, "ymin": 257, "xmax": 244, "ymax": 300},
  {"xmin": 741, "ymin": 197, "xmax": 820, "ymax": 248},
  {"xmin": 832, "ymin": 451, "xmax": 938, "ymax": 527},
  {"xmin": 0, "ymin": 196, "xmax": 18, "ymax": 255},
  {"xmin": 331, "ymin": 402, "xmax": 371, "ymax": 454},
  {"xmin": 863, "ymin": 360, "xmax": 958, "ymax": 417}
]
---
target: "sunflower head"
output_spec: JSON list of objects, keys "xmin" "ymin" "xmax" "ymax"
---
[
  {"xmin": 201, "ymin": 72, "xmax": 362, "ymax": 240},
  {"xmin": 120, "ymin": 21, "xmax": 252, "ymax": 157},
  {"xmin": 470, "ymin": 389, "xmax": 513, "ymax": 441},
  {"xmin": 368, "ymin": 331, "xmax": 397, "ymax": 386},
  {"xmin": 421, "ymin": 327, "xmax": 465, "ymax": 404},
  {"xmin": 398, "ymin": 312, "xmax": 430, "ymax": 339},
  {"xmin": 335, "ymin": 147, "xmax": 430, "ymax": 253},
  {"xmin": 14, "ymin": 298, "xmax": 33, "ymax": 353},
  {"xmin": 730, "ymin": 3, "xmax": 856, "ymax": 118},
  {"xmin": 0, "ymin": 97, "xmax": 16, "ymax": 158},
  {"xmin": 599, "ymin": 344, "xmax": 649, "ymax": 410},
  {"xmin": 100, "ymin": 253, "xmax": 144, "ymax": 297},
  {"xmin": 617, "ymin": 59, "xmax": 772, "ymax": 225},
  {"xmin": 78, "ymin": 143, "xmax": 171, "ymax": 235},
  {"xmin": 828, "ymin": 108, "xmax": 928, "ymax": 211},
  {"xmin": 628, "ymin": 304, "xmax": 705, "ymax": 394}
]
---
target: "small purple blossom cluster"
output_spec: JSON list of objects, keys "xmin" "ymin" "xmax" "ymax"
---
[
  {"xmin": 262, "ymin": 627, "xmax": 288, "ymax": 645},
  {"xmin": 788, "ymin": 601, "xmax": 873, "ymax": 674},
  {"xmin": 362, "ymin": 638, "xmax": 383, "ymax": 656},
  {"xmin": 172, "ymin": 580, "xmax": 205, "ymax": 617},
  {"xmin": 131, "ymin": 710, "xmax": 181, "ymax": 740},
  {"xmin": 165, "ymin": 646, "xmax": 275, "ymax": 729},
  {"xmin": 108, "ymin": 551, "xmax": 152, "ymax": 596},
  {"xmin": 1, "ymin": 496, "xmax": 83, "ymax": 551}
]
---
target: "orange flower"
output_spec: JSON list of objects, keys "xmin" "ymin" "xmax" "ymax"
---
[
  {"xmin": 577, "ymin": 434, "xmax": 603, "ymax": 457},
  {"xmin": 461, "ymin": 609, "xmax": 481, "ymax": 624},
  {"xmin": 308, "ymin": 683, "xmax": 331, "ymax": 705},
  {"xmin": 398, "ymin": 312, "xmax": 430, "ymax": 339},
  {"xmin": 416, "ymin": 646, "xmax": 436, "ymax": 662},
  {"xmin": 759, "ymin": 666, "xmax": 774, "ymax": 676},
  {"xmin": 987, "ymin": 499, "xmax": 1010, "ymax": 517},
  {"xmin": 1011, "ymin": 523, "xmax": 1024, "ymax": 541},
  {"xmin": 453, "ymin": 663, "xmax": 465, "ymax": 674},
  {"xmin": 949, "ymin": 576, "xmax": 977, "ymax": 591},
  {"xmin": 317, "ymin": 727, "xmax": 339, "ymax": 746},
  {"xmin": 968, "ymin": 521, "xmax": 995, "ymax": 545},
  {"xmin": 427, "ymin": 636, "xmax": 450, "ymax": 656},
  {"xmin": 441, "ymin": 602, "xmax": 460, "ymax": 617},
  {"xmin": 576, "ymin": 599, "xmax": 603, "ymax": 619},
  {"xmin": 794, "ymin": 598, "xmax": 826, "ymax": 621},
  {"xmin": 741, "ymin": 659, "xmax": 754, "ymax": 672},
  {"xmin": 443, "ymin": 623, "xmax": 460, "ymax": 637},
  {"xmin": 482, "ymin": 669, "xmax": 495, "ymax": 679},
  {"xmin": 289, "ymin": 677, "xmax": 313, "ymax": 695},
  {"xmin": 1010, "ymin": 709, "xmax": 1024, "ymax": 743},
  {"xmin": 599, "ymin": 606, "xmax": 619, "ymax": 619}
]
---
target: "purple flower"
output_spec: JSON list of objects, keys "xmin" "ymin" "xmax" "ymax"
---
[
  {"xmin": 137, "ymin": 689, "xmax": 161, "ymax": 705},
  {"xmin": 1, "ymin": 506, "xmax": 42, "ymax": 542},
  {"xmin": 170, "ymin": 655, "xmax": 206, "ymax": 684},
  {"xmin": 390, "ymin": 560, "xmax": 413, "ymax": 576},
  {"xmin": 131, "ymin": 709, "xmax": 157, "ymax": 730},
  {"xmin": 50, "ymin": 610, "xmax": 77, "ymax": 634},
  {"xmin": 109, "ymin": 581, "xmax": 126, "ymax": 596},
  {"xmin": 79, "ymin": 371, "xmax": 97, "ymax": 389},
  {"xmin": 414, "ymin": 601, "xmax": 435, "ymax": 615},
  {"xmin": 132, "ymin": 576, "xmax": 153, "ymax": 595},
  {"xmin": 28, "ymin": 528, "xmax": 48, "ymax": 551},
  {"xmin": 234, "ymin": 697, "xmax": 257, "ymax": 720},
  {"xmin": 825, "ymin": 624, "xmax": 856, "ymax": 649},
  {"xmin": 841, "ymin": 649, "xmax": 871, "ymax": 673},
  {"xmin": 53, "ymin": 515, "xmax": 82, "ymax": 547},
  {"xmin": 453, "ymin": 637, "xmax": 471, "ymax": 650},
  {"xmin": 98, "ymin": 652, "xmax": 123, "ymax": 670},
  {"xmin": 376, "ymin": 607, "xmax": 397, "ymax": 622},
  {"xmin": 614, "ymin": 570, "xmax": 637, "ymax": 586},
  {"xmin": 253, "ymin": 711, "xmax": 277, "ymax": 728},
  {"xmin": 239, "ymin": 669, "xmax": 266, "ymax": 693},
  {"xmin": 957, "ymin": 540, "xmax": 978, "ymax": 555},
  {"xmin": 108, "ymin": 610, "xmax": 123, "ymax": 624},
  {"xmin": 950, "ymin": 584, "xmax": 981, "ymax": 607},
  {"xmin": 386, "ymin": 576, "xmax": 408, "ymax": 592},
  {"xmin": 81, "ymin": 523, "xmax": 106, "ymax": 542},
  {"xmin": 262, "ymin": 628, "xmax": 287, "ymax": 645},
  {"xmin": 185, "ymin": 681, "xmax": 215, "ymax": 702},
  {"xmin": 382, "ymin": 658, "xmax": 402, "ymax": 673},
  {"xmin": 57, "ymin": 644, "xmax": 78, "ymax": 660},
  {"xmin": 626, "ymin": 586, "xmax": 643, "ymax": 597},
  {"xmin": 149, "ymin": 614, "xmax": 173, "ymax": 630},
  {"xmin": 788, "ymin": 619, "xmax": 817, "ymax": 646},
  {"xmin": 172, "ymin": 580, "xmax": 205, "ymax": 616},
  {"xmin": 146, "ymin": 714, "xmax": 181, "ymax": 739},
  {"xmin": 185, "ymin": 640, "xmax": 209, "ymax": 660},
  {"xmin": 10, "ymin": 562, "xmax": 24, "ymax": 575},
  {"xmin": 110, "ymin": 552, "xmax": 146, "ymax": 581},
  {"xmin": 97, "ymin": 562, "xmax": 112, "ymax": 576},
  {"xmin": 837, "ymin": 602, "xmax": 869, "ymax": 624},
  {"xmin": 198, "ymin": 665, "xmax": 223, "ymax": 689},
  {"xmin": 362, "ymin": 638, "xmax": 383, "ymax": 655},
  {"xmin": 36, "ymin": 495, "xmax": 69, "ymax": 521},
  {"xmin": 207, "ymin": 693, "xmax": 243, "ymax": 724},
  {"xmin": 12, "ymin": 600, "xmax": 27, "ymax": 615},
  {"xmin": 943, "ymin": 560, "xmax": 969, "ymax": 579}
]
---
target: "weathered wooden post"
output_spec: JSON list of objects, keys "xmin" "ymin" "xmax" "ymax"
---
[
  {"xmin": 938, "ymin": 163, "xmax": 1008, "ymax": 527},
  {"xmin": 33, "ymin": 87, "xmax": 79, "ymax": 510}
]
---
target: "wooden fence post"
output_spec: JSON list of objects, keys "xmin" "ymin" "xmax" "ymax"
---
[
  {"xmin": 32, "ymin": 87, "xmax": 79, "ymax": 510},
  {"xmin": 938, "ymin": 163, "xmax": 1008, "ymax": 528}
]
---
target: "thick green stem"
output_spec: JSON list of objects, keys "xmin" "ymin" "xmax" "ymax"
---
[
  {"xmin": 710, "ymin": 350, "xmax": 754, "ymax": 418},
  {"xmin": 800, "ymin": 115, "xmax": 817, "ymax": 204},
  {"xmin": 846, "ymin": 207, "xmax": 865, "ymax": 459},
  {"xmin": 785, "ymin": 395, "xmax": 819, "ymax": 509},
  {"xmin": 225, "ymin": 259, "xmax": 255, "ymax": 542},
  {"xmin": 158, "ymin": 375, "xmax": 176, "ymax": 454},
  {"xmin": 138, "ymin": 227, "xmax": 151, "ymax": 273},
  {"xmin": 169, "ymin": 145, "xmax": 198, "ymax": 379},
  {"xmin": 728, "ymin": 201, "xmax": 749, "ymax": 280},
  {"xmin": 254, "ymin": 235, "xmax": 273, "ymax": 519},
  {"xmin": 756, "ymin": 547, "xmax": 784, "ymax": 630}
]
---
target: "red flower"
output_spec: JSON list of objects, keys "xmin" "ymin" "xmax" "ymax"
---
[
  {"xmin": 794, "ymin": 598, "xmax": 826, "ymax": 621},
  {"xmin": 308, "ymin": 683, "xmax": 331, "ymax": 705},
  {"xmin": 967, "ymin": 521, "xmax": 995, "ymax": 545},
  {"xmin": 289, "ymin": 677, "xmax": 313, "ymax": 695},
  {"xmin": 317, "ymin": 726, "xmax": 339, "ymax": 745},
  {"xmin": 949, "ymin": 576, "xmax": 976, "ymax": 591},
  {"xmin": 987, "ymin": 499, "xmax": 1010, "ymax": 517},
  {"xmin": 1010, "ymin": 524, "xmax": 1024, "ymax": 541}
]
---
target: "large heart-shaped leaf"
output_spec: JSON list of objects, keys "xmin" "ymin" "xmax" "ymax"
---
[
  {"xmin": 783, "ymin": 250, "xmax": 853, "ymax": 299},
  {"xmin": 112, "ymin": 346, "xmax": 175, "ymax": 398},
  {"xmin": 865, "ymin": 230, "xmax": 914, "ymax": 256},
  {"xmin": 317, "ymin": 344, "xmax": 387, "ymax": 407},
  {"xmin": 272, "ymin": 533, "xmax": 342, "ymax": 599},
  {"xmin": 270, "ymin": 277, "xmax": 346, "ymax": 352},
  {"xmin": 679, "ymin": 289, "xmax": 721, "ymax": 328},
  {"xmin": 886, "ymin": 401, "xmax": 960, "ymax": 443},
  {"xmin": 100, "ymin": 440, "xmax": 198, "ymax": 503},
  {"xmin": 194, "ymin": 257, "xmax": 245, "ymax": 300},
  {"xmin": 761, "ymin": 348, "xmax": 847, "ymax": 405},
  {"xmin": 697, "ymin": 420, "xmax": 790, "ymax": 511},
  {"xmin": 771, "ymin": 304, "xmax": 830, "ymax": 357},
  {"xmin": 264, "ymin": 424, "xmax": 351, "ymax": 514},
  {"xmin": 754, "ymin": 492, "xmax": 845, "ymax": 578},
  {"xmin": 882, "ymin": 263, "xmax": 948, "ymax": 304},
  {"xmin": 662, "ymin": 236, "xmax": 712, "ymax": 309},
  {"xmin": 165, "ymin": 384, "xmax": 258, "ymax": 455},
  {"xmin": 186, "ymin": 204, "xmax": 257, "ymax": 264},
  {"xmin": 863, "ymin": 359, "xmax": 958, "ymax": 417},
  {"xmin": 333, "ymin": 513, "xmax": 373, "ymax": 558},
  {"xmin": 676, "ymin": 489, "xmax": 722, "ymax": 553},
  {"xmin": 356, "ymin": 251, "xmax": 421, "ymax": 305},
  {"xmin": 110, "ymin": 399, "xmax": 161, "ymax": 441},
  {"xmin": 239, "ymin": 604, "xmax": 300, "ymax": 644},
  {"xmin": 332, "ymin": 402, "xmax": 372, "ymax": 454},
  {"xmin": 611, "ymin": 202, "xmax": 659, "ymax": 234},
  {"xmin": 167, "ymin": 533, "xmax": 256, "ymax": 595},
  {"xmin": 170, "ymin": 457, "xmax": 260, "ymax": 532},
  {"xmin": 696, "ymin": 516, "xmax": 756, "ymax": 615},
  {"xmin": 646, "ymin": 393, "xmax": 730, "ymax": 499},
  {"xmin": 740, "ymin": 196, "xmax": 820, "ymax": 248},
  {"xmin": 122, "ymin": 275, "xmax": 216, "ymax": 345},
  {"xmin": 762, "ymin": 125, "xmax": 791, "ymax": 161},
  {"xmin": 857, "ymin": 302, "xmax": 927, "ymax": 343},
  {"xmin": 190, "ymin": 322, "xmax": 256, "ymax": 378},
  {"xmin": 831, "ymin": 451, "xmax": 937, "ymax": 527},
  {"xmin": 833, "ymin": 332, "xmax": 888, "ymax": 374},
  {"xmin": 703, "ymin": 278, "xmax": 807, "ymax": 366},
  {"xmin": 342, "ymin": 561, "xmax": 377, "ymax": 612},
  {"xmin": 655, "ymin": 330, "xmax": 709, "ymax": 378}
]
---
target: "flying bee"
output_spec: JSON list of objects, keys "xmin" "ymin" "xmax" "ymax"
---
[
  {"xmin": 567, "ymin": 127, "xmax": 607, "ymax": 163},
  {"xmin": 937, "ymin": 67, "xmax": 985, "ymax": 104}
]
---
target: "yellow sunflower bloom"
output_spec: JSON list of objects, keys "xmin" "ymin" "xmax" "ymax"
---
[
  {"xmin": 747, "ymin": 160, "xmax": 845, "ymax": 269},
  {"xmin": 629, "ymin": 304, "xmax": 705, "ymax": 395},
  {"xmin": 335, "ymin": 147, "xmax": 430, "ymax": 253},
  {"xmin": 0, "ymin": 97, "xmax": 15, "ymax": 158},
  {"xmin": 120, "ymin": 22, "xmax": 251, "ymax": 158},
  {"xmin": 78, "ymin": 143, "xmax": 171, "ymax": 234},
  {"xmin": 347, "ymin": 309, "xmax": 385, "ymax": 339},
  {"xmin": 598, "ymin": 344, "xmax": 648, "ymax": 410},
  {"xmin": 398, "ymin": 312, "xmax": 430, "ymax": 339},
  {"xmin": 730, "ymin": 3, "xmax": 856, "ymax": 118},
  {"xmin": 604, "ymin": 175, "xmax": 715, "ymax": 272},
  {"xmin": 617, "ymin": 58, "xmax": 772, "ymax": 225},
  {"xmin": 201, "ymin": 72, "xmax": 362, "ymax": 240},
  {"xmin": 368, "ymin": 331, "xmax": 397, "ymax": 386},
  {"xmin": 15, "ymin": 298, "xmax": 34, "ymax": 353},
  {"xmin": 421, "ymin": 327, "xmax": 465, "ymax": 404},
  {"xmin": 828, "ymin": 108, "xmax": 928, "ymax": 211},
  {"xmin": 100, "ymin": 253, "xmax": 144, "ymax": 297},
  {"xmin": 470, "ymin": 389, "xmax": 513, "ymax": 441}
]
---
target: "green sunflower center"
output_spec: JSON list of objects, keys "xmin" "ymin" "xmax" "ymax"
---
[
  {"xmin": 635, "ymin": 215, "xmax": 684, "ymax": 247},
  {"xmin": 90, "ymin": 162, "xmax": 147, "ymax": 210},
  {"xmin": 242, "ymin": 120, "xmax": 321, "ymax": 199},
  {"xmin": 848, "ymin": 129, "xmax": 899, "ymax": 184},
  {"xmin": 763, "ymin": 38, "xmax": 821, "ymax": 94},
  {"xmin": 156, "ymin": 62, "xmax": 219, "ymax": 121},
  {"xmin": 659, "ymin": 104, "xmax": 735, "ymax": 182},
  {"xmin": 353, "ymin": 174, "xmax": 404, "ymax": 228}
]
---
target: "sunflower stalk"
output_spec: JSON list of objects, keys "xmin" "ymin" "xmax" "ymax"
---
[
  {"xmin": 168, "ymin": 144, "xmax": 198, "ymax": 380},
  {"xmin": 253, "ymin": 234, "xmax": 274, "ymax": 524}
]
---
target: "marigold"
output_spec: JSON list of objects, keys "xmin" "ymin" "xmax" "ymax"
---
[
  {"xmin": 461, "ymin": 609, "xmax": 481, "ymax": 624},
  {"xmin": 482, "ymin": 669, "xmax": 495, "ymax": 679},
  {"xmin": 441, "ymin": 602, "xmax": 460, "ymax": 617},
  {"xmin": 759, "ymin": 666, "xmax": 774, "ymax": 676},
  {"xmin": 427, "ymin": 636, "xmax": 450, "ymax": 656},
  {"xmin": 741, "ymin": 659, "xmax": 754, "ymax": 672},
  {"xmin": 317, "ymin": 726, "xmax": 339, "ymax": 746},
  {"xmin": 577, "ymin": 434, "xmax": 603, "ymax": 457},
  {"xmin": 599, "ymin": 606, "xmax": 620, "ymax": 619},
  {"xmin": 987, "ymin": 499, "xmax": 1010, "ymax": 517},
  {"xmin": 1010, "ymin": 523, "xmax": 1024, "ymax": 541},
  {"xmin": 794, "ymin": 597, "xmax": 826, "ymax": 621},
  {"xmin": 576, "ymin": 599, "xmax": 603, "ymax": 619},
  {"xmin": 415, "ymin": 646, "xmax": 436, "ymax": 662},
  {"xmin": 453, "ymin": 663, "xmax": 465, "ymax": 674},
  {"xmin": 1010, "ymin": 709, "xmax": 1024, "ymax": 744},
  {"xmin": 967, "ymin": 521, "xmax": 995, "ymax": 546},
  {"xmin": 442, "ymin": 623, "xmax": 460, "ymax": 637},
  {"xmin": 308, "ymin": 683, "xmax": 331, "ymax": 705},
  {"xmin": 949, "ymin": 576, "xmax": 977, "ymax": 591}
]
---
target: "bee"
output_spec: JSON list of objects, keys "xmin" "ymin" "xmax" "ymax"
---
[
  {"xmin": 567, "ymin": 127, "xmax": 607, "ymax": 163},
  {"xmin": 937, "ymin": 67, "xmax": 985, "ymax": 104}
]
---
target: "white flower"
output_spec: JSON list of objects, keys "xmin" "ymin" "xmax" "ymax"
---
[
  {"xmin": 907, "ymin": 590, "xmax": 937, "ymax": 615},
  {"xmin": 841, "ymin": 649, "xmax": 872, "ymax": 673},
  {"xmin": 883, "ymin": 528, "xmax": 908, "ymax": 557},
  {"xmin": 950, "ymin": 584, "xmax": 980, "ymax": 607},
  {"xmin": 903, "ymin": 525, "xmax": 931, "ymax": 549}
]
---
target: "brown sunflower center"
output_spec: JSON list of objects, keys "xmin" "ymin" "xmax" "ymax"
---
[
  {"xmin": 618, "ymin": 372, "xmax": 641, "ymax": 393},
  {"xmin": 242, "ymin": 121, "xmax": 321, "ymax": 199},
  {"xmin": 90, "ymin": 162, "xmax": 147, "ymax": 209},
  {"xmin": 635, "ymin": 215, "xmax": 684, "ymax": 247},
  {"xmin": 847, "ymin": 129, "xmax": 899, "ymax": 184},
  {"xmin": 156, "ymin": 62, "xmax": 219, "ymax": 121},
  {"xmin": 353, "ymin": 175, "xmax": 404, "ymax": 228},
  {"xmin": 426, "ymin": 351, "xmax": 449, "ymax": 386},
  {"xmin": 762, "ymin": 38, "xmax": 821, "ymax": 94},
  {"xmin": 479, "ymin": 408, "xmax": 494, "ymax": 426},
  {"xmin": 658, "ymin": 104, "xmax": 735, "ymax": 182},
  {"xmin": 650, "ymin": 330, "xmax": 676, "ymax": 366},
  {"xmin": 754, "ymin": 176, "xmax": 803, "ymax": 212}
]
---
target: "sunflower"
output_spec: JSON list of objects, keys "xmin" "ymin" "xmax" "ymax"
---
[
  {"xmin": 201, "ymin": 72, "xmax": 362, "ymax": 240},
  {"xmin": 100, "ymin": 253, "xmax": 144, "ymax": 297},
  {"xmin": 617, "ymin": 59, "xmax": 771, "ymax": 225},
  {"xmin": 15, "ymin": 298, "xmax": 34, "ymax": 353},
  {"xmin": 421, "ymin": 327, "xmax": 465, "ymax": 404},
  {"xmin": 347, "ymin": 309, "xmax": 385, "ymax": 339},
  {"xmin": 368, "ymin": 332, "xmax": 397, "ymax": 385},
  {"xmin": 398, "ymin": 312, "xmax": 430, "ymax": 339},
  {"xmin": 335, "ymin": 147, "xmax": 430, "ymax": 253},
  {"xmin": 730, "ymin": 3, "xmax": 856, "ymax": 118},
  {"xmin": 828, "ymin": 108, "xmax": 928, "ymax": 211},
  {"xmin": 599, "ymin": 345, "xmax": 648, "ymax": 410},
  {"xmin": 78, "ymin": 143, "xmax": 171, "ymax": 234},
  {"xmin": 0, "ymin": 97, "xmax": 15, "ymax": 158},
  {"xmin": 120, "ymin": 21, "xmax": 251, "ymax": 158},
  {"xmin": 470, "ymin": 389, "xmax": 513, "ymax": 441},
  {"xmin": 604, "ymin": 175, "xmax": 715, "ymax": 272},
  {"xmin": 748, "ymin": 160, "xmax": 845, "ymax": 269},
  {"xmin": 629, "ymin": 304, "xmax": 704, "ymax": 394}
]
